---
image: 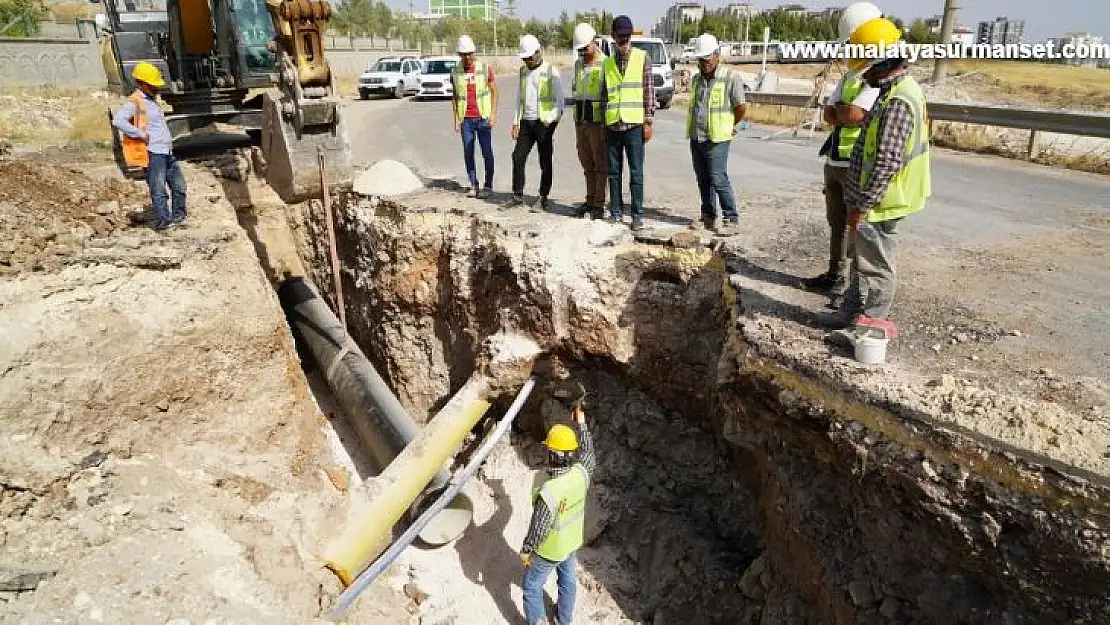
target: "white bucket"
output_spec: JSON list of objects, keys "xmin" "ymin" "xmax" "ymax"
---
[{"xmin": 854, "ymin": 335, "xmax": 889, "ymax": 365}]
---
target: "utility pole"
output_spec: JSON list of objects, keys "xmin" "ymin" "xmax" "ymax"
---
[{"xmin": 932, "ymin": 0, "xmax": 958, "ymax": 83}]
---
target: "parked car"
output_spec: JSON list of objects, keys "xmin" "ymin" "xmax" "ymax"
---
[
  {"xmin": 596, "ymin": 35, "xmax": 676, "ymax": 109},
  {"xmin": 414, "ymin": 56, "xmax": 459, "ymax": 100},
  {"xmin": 358, "ymin": 56, "xmax": 422, "ymax": 99}
]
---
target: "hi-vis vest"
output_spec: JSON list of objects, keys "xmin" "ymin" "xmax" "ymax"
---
[
  {"xmin": 860, "ymin": 75, "xmax": 932, "ymax": 222},
  {"xmin": 603, "ymin": 48, "xmax": 646, "ymax": 126},
  {"xmin": 829, "ymin": 73, "xmax": 866, "ymax": 162},
  {"xmin": 686, "ymin": 68, "xmax": 737, "ymax": 143},
  {"xmin": 533, "ymin": 464, "xmax": 589, "ymax": 562},
  {"xmin": 516, "ymin": 61, "xmax": 559, "ymax": 124},
  {"xmin": 452, "ymin": 61, "xmax": 493, "ymax": 120},
  {"xmin": 573, "ymin": 53, "xmax": 606, "ymax": 123},
  {"xmin": 121, "ymin": 90, "xmax": 149, "ymax": 169}
]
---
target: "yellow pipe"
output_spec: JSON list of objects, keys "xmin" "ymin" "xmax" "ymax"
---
[{"xmin": 323, "ymin": 376, "xmax": 492, "ymax": 585}]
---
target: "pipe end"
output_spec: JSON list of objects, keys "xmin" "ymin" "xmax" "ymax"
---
[{"xmin": 417, "ymin": 492, "xmax": 475, "ymax": 546}]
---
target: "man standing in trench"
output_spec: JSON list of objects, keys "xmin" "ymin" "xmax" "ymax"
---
[{"xmin": 520, "ymin": 403, "xmax": 595, "ymax": 625}]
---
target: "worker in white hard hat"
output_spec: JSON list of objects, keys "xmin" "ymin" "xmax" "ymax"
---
[
  {"xmin": 452, "ymin": 34, "xmax": 499, "ymax": 199},
  {"xmin": 570, "ymin": 23, "xmax": 608, "ymax": 219},
  {"xmin": 686, "ymin": 33, "xmax": 746, "ymax": 236},
  {"xmin": 503, "ymin": 34, "xmax": 565, "ymax": 213},
  {"xmin": 803, "ymin": 2, "xmax": 883, "ymax": 304}
]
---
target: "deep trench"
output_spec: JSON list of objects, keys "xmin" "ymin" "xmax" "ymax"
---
[{"xmin": 274, "ymin": 190, "xmax": 1110, "ymax": 625}]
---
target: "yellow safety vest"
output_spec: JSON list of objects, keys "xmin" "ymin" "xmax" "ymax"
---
[
  {"xmin": 830, "ymin": 73, "xmax": 866, "ymax": 162},
  {"xmin": 452, "ymin": 61, "xmax": 492, "ymax": 120},
  {"xmin": 533, "ymin": 464, "xmax": 589, "ymax": 562},
  {"xmin": 573, "ymin": 53, "xmax": 607, "ymax": 123},
  {"xmin": 603, "ymin": 48, "xmax": 646, "ymax": 126},
  {"xmin": 686, "ymin": 68, "xmax": 737, "ymax": 143},
  {"xmin": 516, "ymin": 61, "xmax": 559, "ymax": 124},
  {"xmin": 860, "ymin": 75, "xmax": 932, "ymax": 222}
]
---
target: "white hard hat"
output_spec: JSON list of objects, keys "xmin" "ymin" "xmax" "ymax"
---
[
  {"xmin": 838, "ymin": 2, "xmax": 883, "ymax": 42},
  {"xmin": 572, "ymin": 23, "xmax": 596, "ymax": 51},
  {"xmin": 693, "ymin": 33, "xmax": 720, "ymax": 59},
  {"xmin": 518, "ymin": 34, "xmax": 541, "ymax": 59},
  {"xmin": 456, "ymin": 35, "xmax": 477, "ymax": 54}
]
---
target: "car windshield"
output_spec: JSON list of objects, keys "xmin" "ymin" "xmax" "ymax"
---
[
  {"xmin": 373, "ymin": 60, "xmax": 402, "ymax": 72},
  {"xmin": 424, "ymin": 60, "xmax": 456, "ymax": 74},
  {"xmin": 631, "ymin": 41, "xmax": 667, "ymax": 65}
]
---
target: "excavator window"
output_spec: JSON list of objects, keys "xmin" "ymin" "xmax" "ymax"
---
[{"xmin": 231, "ymin": 0, "xmax": 276, "ymax": 73}]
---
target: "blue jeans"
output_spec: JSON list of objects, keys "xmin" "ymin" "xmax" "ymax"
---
[
  {"xmin": 522, "ymin": 553, "xmax": 577, "ymax": 625},
  {"xmin": 146, "ymin": 152, "xmax": 187, "ymax": 226},
  {"xmin": 461, "ymin": 116, "xmax": 494, "ymax": 189},
  {"xmin": 607, "ymin": 127, "xmax": 645, "ymax": 219},
  {"xmin": 690, "ymin": 139, "xmax": 738, "ymax": 221}
]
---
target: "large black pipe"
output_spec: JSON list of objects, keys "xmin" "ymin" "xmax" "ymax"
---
[{"xmin": 278, "ymin": 276, "xmax": 450, "ymax": 489}]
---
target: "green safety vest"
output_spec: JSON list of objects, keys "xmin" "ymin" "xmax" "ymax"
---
[
  {"xmin": 686, "ymin": 68, "xmax": 737, "ymax": 143},
  {"xmin": 533, "ymin": 464, "xmax": 589, "ymax": 562},
  {"xmin": 452, "ymin": 61, "xmax": 492, "ymax": 120},
  {"xmin": 574, "ymin": 53, "xmax": 607, "ymax": 123},
  {"xmin": 859, "ymin": 75, "xmax": 932, "ymax": 223},
  {"xmin": 516, "ymin": 61, "xmax": 559, "ymax": 124},
  {"xmin": 829, "ymin": 73, "xmax": 866, "ymax": 162},
  {"xmin": 603, "ymin": 48, "xmax": 646, "ymax": 126}
]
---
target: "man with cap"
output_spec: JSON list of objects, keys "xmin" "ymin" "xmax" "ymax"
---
[
  {"xmin": 111, "ymin": 61, "xmax": 187, "ymax": 231},
  {"xmin": 520, "ymin": 403, "xmax": 595, "ymax": 625},
  {"xmin": 827, "ymin": 17, "xmax": 932, "ymax": 348},
  {"xmin": 503, "ymin": 34, "xmax": 565, "ymax": 212},
  {"xmin": 570, "ymin": 23, "xmax": 608, "ymax": 219},
  {"xmin": 452, "ymin": 34, "xmax": 499, "ymax": 199},
  {"xmin": 686, "ymin": 33, "xmax": 747, "ymax": 236},
  {"xmin": 600, "ymin": 15, "xmax": 654, "ymax": 231}
]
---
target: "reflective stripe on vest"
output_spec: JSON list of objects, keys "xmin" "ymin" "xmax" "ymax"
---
[
  {"xmin": 574, "ymin": 54, "xmax": 606, "ymax": 123},
  {"xmin": 121, "ymin": 90, "xmax": 149, "ymax": 169},
  {"xmin": 452, "ymin": 61, "xmax": 492, "ymax": 120},
  {"xmin": 860, "ymin": 75, "xmax": 932, "ymax": 222},
  {"xmin": 686, "ymin": 69, "xmax": 736, "ymax": 143},
  {"xmin": 603, "ymin": 48, "xmax": 646, "ymax": 126},
  {"xmin": 533, "ymin": 464, "xmax": 589, "ymax": 563},
  {"xmin": 829, "ymin": 74, "xmax": 866, "ymax": 162},
  {"xmin": 517, "ymin": 61, "xmax": 558, "ymax": 124}
]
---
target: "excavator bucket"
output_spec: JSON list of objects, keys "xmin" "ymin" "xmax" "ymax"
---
[{"xmin": 261, "ymin": 91, "xmax": 353, "ymax": 204}]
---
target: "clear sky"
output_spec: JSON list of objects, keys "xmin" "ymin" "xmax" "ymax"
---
[{"xmin": 386, "ymin": 1, "xmax": 1108, "ymax": 43}]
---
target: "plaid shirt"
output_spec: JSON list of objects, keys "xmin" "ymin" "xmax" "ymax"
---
[
  {"xmin": 598, "ymin": 49, "xmax": 655, "ymax": 131},
  {"xmin": 521, "ymin": 423, "xmax": 596, "ymax": 556},
  {"xmin": 847, "ymin": 72, "xmax": 914, "ymax": 214}
]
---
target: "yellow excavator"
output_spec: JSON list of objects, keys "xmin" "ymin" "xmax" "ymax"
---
[{"xmin": 97, "ymin": 0, "xmax": 351, "ymax": 203}]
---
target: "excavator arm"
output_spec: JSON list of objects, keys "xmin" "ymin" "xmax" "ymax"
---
[{"xmin": 261, "ymin": 0, "xmax": 352, "ymax": 203}]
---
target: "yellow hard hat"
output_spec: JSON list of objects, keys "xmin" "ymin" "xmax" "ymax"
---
[
  {"xmin": 132, "ymin": 61, "xmax": 165, "ymax": 88},
  {"xmin": 544, "ymin": 424, "xmax": 579, "ymax": 452},
  {"xmin": 849, "ymin": 17, "xmax": 903, "ymax": 73}
]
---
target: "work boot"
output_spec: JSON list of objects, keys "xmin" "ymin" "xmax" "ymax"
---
[
  {"xmin": 630, "ymin": 217, "xmax": 645, "ymax": 232},
  {"xmin": 500, "ymin": 195, "xmax": 525, "ymax": 211},
  {"xmin": 531, "ymin": 196, "xmax": 550, "ymax": 213},
  {"xmin": 573, "ymin": 202, "xmax": 591, "ymax": 217},
  {"xmin": 477, "ymin": 186, "xmax": 492, "ymax": 200},
  {"xmin": 824, "ymin": 327, "xmax": 861, "ymax": 350},
  {"xmin": 802, "ymin": 271, "xmax": 843, "ymax": 293},
  {"xmin": 607, "ymin": 213, "xmax": 623, "ymax": 226},
  {"xmin": 716, "ymin": 219, "xmax": 740, "ymax": 237},
  {"xmin": 465, "ymin": 186, "xmax": 478, "ymax": 198}
]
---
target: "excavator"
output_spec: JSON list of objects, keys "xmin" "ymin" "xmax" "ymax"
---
[{"xmin": 97, "ymin": 0, "xmax": 351, "ymax": 203}]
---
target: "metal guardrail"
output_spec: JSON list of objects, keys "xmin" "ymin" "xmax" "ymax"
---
[{"xmin": 745, "ymin": 92, "xmax": 1110, "ymax": 141}]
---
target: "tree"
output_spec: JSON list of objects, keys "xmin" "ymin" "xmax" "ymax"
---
[
  {"xmin": 373, "ymin": 1, "xmax": 393, "ymax": 39},
  {"xmin": 0, "ymin": 0, "xmax": 46, "ymax": 37},
  {"xmin": 906, "ymin": 19, "xmax": 939, "ymax": 44}
]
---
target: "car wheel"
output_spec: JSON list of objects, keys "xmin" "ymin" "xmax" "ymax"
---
[
  {"xmin": 658, "ymin": 98, "xmax": 672, "ymax": 110},
  {"xmin": 359, "ymin": 89, "xmax": 369, "ymax": 100}
]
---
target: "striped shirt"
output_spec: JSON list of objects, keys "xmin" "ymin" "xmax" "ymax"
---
[
  {"xmin": 847, "ymin": 72, "xmax": 913, "ymax": 214},
  {"xmin": 521, "ymin": 423, "xmax": 596, "ymax": 556}
]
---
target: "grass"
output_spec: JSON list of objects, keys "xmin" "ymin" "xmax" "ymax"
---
[
  {"xmin": 938, "ymin": 60, "xmax": 1110, "ymax": 112},
  {"xmin": 0, "ymin": 85, "xmax": 116, "ymax": 152},
  {"xmin": 931, "ymin": 120, "xmax": 1110, "ymax": 175}
]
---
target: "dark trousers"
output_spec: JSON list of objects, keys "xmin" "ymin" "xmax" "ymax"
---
[
  {"xmin": 607, "ymin": 126, "xmax": 645, "ymax": 219},
  {"xmin": 461, "ymin": 116, "xmax": 494, "ymax": 189},
  {"xmin": 146, "ymin": 152, "xmax": 187, "ymax": 226},
  {"xmin": 823, "ymin": 164, "xmax": 852, "ymax": 278},
  {"xmin": 575, "ymin": 123, "xmax": 608, "ymax": 208},
  {"xmin": 512, "ymin": 119, "xmax": 557, "ymax": 198},
  {"xmin": 690, "ymin": 139, "xmax": 738, "ymax": 221}
]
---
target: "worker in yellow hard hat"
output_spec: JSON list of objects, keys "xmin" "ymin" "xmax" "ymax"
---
[
  {"xmin": 826, "ymin": 16, "xmax": 932, "ymax": 349},
  {"xmin": 111, "ymin": 61, "xmax": 188, "ymax": 231},
  {"xmin": 521, "ymin": 402, "xmax": 595, "ymax": 625}
]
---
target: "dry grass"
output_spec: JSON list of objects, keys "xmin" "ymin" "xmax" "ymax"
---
[
  {"xmin": 941, "ymin": 60, "xmax": 1110, "ymax": 112},
  {"xmin": 0, "ymin": 85, "xmax": 117, "ymax": 151},
  {"xmin": 931, "ymin": 121, "xmax": 1110, "ymax": 175}
]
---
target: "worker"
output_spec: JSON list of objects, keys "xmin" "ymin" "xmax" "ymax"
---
[
  {"xmin": 686, "ymin": 33, "xmax": 747, "ymax": 236},
  {"xmin": 827, "ymin": 17, "xmax": 932, "ymax": 348},
  {"xmin": 570, "ymin": 23, "xmax": 608, "ymax": 220},
  {"xmin": 452, "ymin": 34, "xmax": 499, "ymax": 199},
  {"xmin": 111, "ymin": 62, "xmax": 187, "ymax": 231},
  {"xmin": 804, "ymin": 1, "xmax": 883, "ymax": 307},
  {"xmin": 503, "ymin": 34, "xmax": 564, "ymax": 212},
  {"xmin": 600, "ymin": 15, "xmax": 654, "ymax": 231},
  {"xmin": 520, "ymin": 407, "xmax": 596, "ymax": 625}
]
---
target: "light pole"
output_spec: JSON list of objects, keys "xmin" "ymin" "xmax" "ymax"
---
[{"xmin": 932, "ymin": 0, "xmax": 959, "ymax": 82}]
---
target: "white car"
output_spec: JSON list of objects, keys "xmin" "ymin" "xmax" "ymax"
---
[
  {"xmin": 414, "ymin": 56, "xmax": 459, "ymax": 100},
  {"xmin": 597, "ymin": 35, "xmax": 676, "ymax": 109},
  {"xmin": 358, "ymin": 56, "xmax": 422, "ymax": 99}
]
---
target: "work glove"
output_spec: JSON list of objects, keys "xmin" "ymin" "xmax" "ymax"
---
[{"xmin": 520, "ymin": 552, "xmax": 532, "ymax": 568}]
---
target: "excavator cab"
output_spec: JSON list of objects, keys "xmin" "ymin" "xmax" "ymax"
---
[{"xmin": 98, "ymin": 0, "xmax": 351, "ymax": 203}]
